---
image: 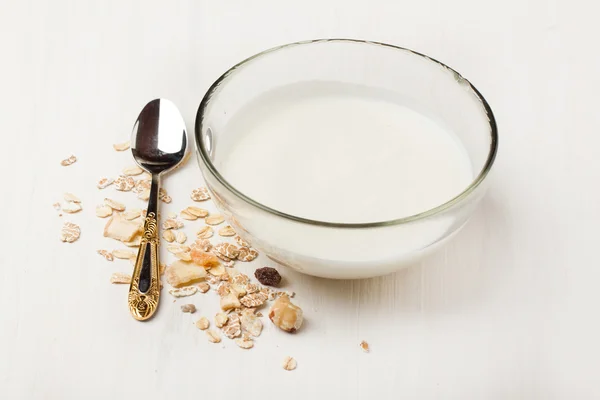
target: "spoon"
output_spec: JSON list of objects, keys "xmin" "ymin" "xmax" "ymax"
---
[{"xmin": 128, "ymin": 99, "xmax": 187, "ymax": 321}]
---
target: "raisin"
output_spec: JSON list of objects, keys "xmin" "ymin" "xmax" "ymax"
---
[{"xmin": 254, "ymin": 267, "xmax": 282, "ymax": 287}]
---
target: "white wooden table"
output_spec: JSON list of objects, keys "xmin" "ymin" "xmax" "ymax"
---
[{"xmin": 1, "ymin": 0, "xmax": 597, "ymax": 398}]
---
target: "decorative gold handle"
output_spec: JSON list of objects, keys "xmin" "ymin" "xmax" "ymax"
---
[{"xmin": 128, "ymin": 211, "xmax": 160, "ymax": 321}]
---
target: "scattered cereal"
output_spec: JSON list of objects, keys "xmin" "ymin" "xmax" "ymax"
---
[
  {"xmin": 186, "ymin": 206, "xmax": 209, "ymax": 218},
  {"xmin": 175, "ymin": 231, "xmax": 187, "ymax": 244},
  {"xmin": 97, "ymin": 250, "xmax": 114, "ymax": 261},
  {"xmin": 162, "ymin": 230, "xmax": 176, "ymax": 243},
  {"xmin": 282, "ymin": 356, "xmax": 297, "ymax": 371},
  {"xmin": 104, "ymin": 198, "xmax": 125, "ymax": 211},
  {"xmin": 110, "ymin": 272, "xmax": 131, "ymax": 284},
  {"xmin": 162, "ymin": 218, "xmax": 183, "ymax": 230},
  {"xmin": 220, "ymin": 293, "xmax": 241, "ymax": 311},
  {"xmin": 180, "ymin": 210, "xmax": 198, "ymax": 220},
  {"xmin": 191, "ymin": 187, "xmax": 210, "ymax": 201},
  {"xmin": 112, "ymin": 249, "xmax": 136, "ymax": 260},
  {"xmin": 137, "ymin": 189, "xmax": 150, "ymax": 201},
  {"xmin": 197, "ymin": 282, "xmax": 210, "ymax": 293},
  {"xmin": 114, "ymin": 175, "xmax": 136, "ymax": 191},
  {"xmin": 159, "ymin": 188, "xmax": 171, "ymax": 203},
  {"xmin": 237, "ymin": 247, "xmax": 258, "ymax": 262},
  {"xmin": 60, "ymin": 222, "xmax": 80, "ymax": 243},
  {"xmin": 240, "ymin": 290, "xmax": 269, "ymax": 308},
  {"xmin": 235, "ymin": 338, "xmax": 254, "ymax": 349},
  {"xmin": 360, "ymin": 341, "xmax": 370, "ymax": 353},
  {"xmin": 240, "ymin": 309, "xmax": 263, "ymax": 337},
  {"xmin": 206, "ymin": 330, "xmax": 221, "ymax": 343},
  {"xmin": 190, "ymin": 238, "xmax": 212, "ymax": 252},
  {"xmin": 123, "ymin": 209, "xmax": 142, "ymax": 220},
  {"xmin": 195, "ymin": 317, "xmax": 209, "ymax": 330},
  {"xmin": 60, "ymin": 155, "xmax": 77, "ymax": 166},
  {"xmin": 218, "ymin": 226, "xmax": 236, "ymax": 237},
  {"xmin": 215, "ymin": 312, "xmax": 229, "ymax": 328},
  {"xmin": 169, "ymin": 286, "xmax": 199, "ymax": 298},
  {"xmin": 222, "ymin": 312, "xmax": 242, "ymax": 339},
  {"xmin": 97, "ymin": 177, "xmax": 114, "ymax": 189},
  {"xmin": 196, "ymin": 226, "xmax": 214, "ymax": 239},
  {"xmin": 64, "ymin": 193, "xmax": 81, "ymax": 203},
  {"xmin": 96, "ymin": 204, "xmax": 113, "ymax": 218},
  {"xmin": 205, "ymin": 214, "xmax": 225, "ymax": 226},
  {"xmin": 234, "ymin": 235, "xmax": 250, "ymax": 247},
  {"xmin": 181, "ymin": 304, "xmax": 196, "ymax": 313},
  {"xmin": 214, "ymin": 243, "xmax": 239, "ymax": 259},
  {"xmin": 122, "ymin": 165, "xmax": 143, "ymax": 176},
  {"xmin": 63, "ymin": 202, "xmax": 82, "ymax": 214},
  {"xmin": 113, "ymin": 140, "xmax": 130, "ymax": 151}
]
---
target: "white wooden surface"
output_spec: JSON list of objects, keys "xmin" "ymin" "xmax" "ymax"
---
[{"xmin": 1, "ymin": 0, "xmax": 598, "ymax": 398}]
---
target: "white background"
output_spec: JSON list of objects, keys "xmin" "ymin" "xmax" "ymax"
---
[{"xmin": 1, "ymin": 0, "xmax": 598, "ymax": 399}]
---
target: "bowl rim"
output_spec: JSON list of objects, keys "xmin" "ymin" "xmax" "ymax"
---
[{"xmin": 195, "ymin": 38, "xmax": 498, "ymax": 229}]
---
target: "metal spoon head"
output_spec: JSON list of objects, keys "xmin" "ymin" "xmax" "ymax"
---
[{"xmin": 131, "ymin": 98, "xmax": 187, "ymax": 175}]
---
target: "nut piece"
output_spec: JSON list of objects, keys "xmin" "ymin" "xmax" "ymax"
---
[
  {"xmin": 96, "ymin": 205, "xmax": 113, "ymax": 218},
  {"xmin": 97, "ymin": 250, "xmax": 114, "ymax": 261},
  {"xmin": 122, "ymin": 165, "xmax": 143, "ymax": 176},
  {"xmin": 110, "ymin": 272, "xmax": 131, "ymax": 284},
  {"xmin": 214, "ymin": 243, "xmax": 240, "ymax": 259},
  {"xmin": 222, "ymin": 312, "xmax": 242, "ymax": 339},
  {"xmin": 197, "ymin": 282, "xmax": 210, "ymax": 293},
  {"xmin": 169, "ymin": 286, "xmax": 199, "ymax": 298},
  {"xmin": 104, "ymin": 198, "xmax": 126, "ymax": 211},
  {"xmin": 186, "ymin": 206, "xmax": 209, "ymax": 218},
  {"xmin": 220, "ymin": 293, "xmax": 241, "ymax": 311},
  {"xmin": 237, "ymin": 247, "xmax": 258, "ymax": 262},
  {"xmin": 63, "ymin": 202, "xmax": 82, "ymax": 214},
  {"xmin": 112, "ymin": 249, "xmax": 136, "ymax": 260},
  {"xmin": 180, "ymin": 304, "xmax": 196, "ymax": 313},
  {"xmin": 269, "ymin": 295, "xmax": 303, "ymax": 333},
  {"xmin": 215, "ymin": 312, "xmax": 229, "ymax": 328},
  {"xmin": 255, "ymin": 267, "xmax": 281, "ymax": 287},
  {"xmin": 240, "ymin": 309, "xmax": 263, "ymax": 337},
  {"xmin": 196, "ymin": 226, "xmax": 214, "ymax": 239},
  {"xmin": 235, "ymin": 338, "xmax": 254, "ymax": 349},
  {"xmin": 60, "ymin": 155, "xmax": 77, "ymax": 166},
  {"xmin": 60, "ymin": 222, "xmax": 80, "ymax": 243},
  {"xmin": 64, "ymin": 193, "xmax": 81, "ymax": 203},
  {"xmin": 205, "ymin": 214, "xmax": 225, "ymax": 226},
  {"xmin": 113, "ymin": 140, "xmax": 130, "ymax": 151},
  {"xmin": 162, "ymin": 218, "xmax": 183, "ymax": 230},
  {"xmin": 162, "ymin": 230, "xmax": 175, "ymax": 242},
  {"xmin": 166, "ymin": 260, "xmax": 207, "ymax": 287},
  {"xmin": 359, "ymin": 341, "xmax": 370, "ymax": 353},
  {"xmin": 104, "ymin": 214, "xmax": 142, "ymax": 242},
  {"xmin": 282, "ymin": 356, "xmax": 297, "ymax": 371},
  {"xmin": 218, "ymin": 226, "xmax": 236, "ymax": 237},
  {"xmin": 114, "ymin": 176, "xmax": 136, "ymax": 192},
  {"xmin": 240, "ymin": 290, "xmax": 269, "ymax": 308},
  {"xmin": 206, "ymin": 330, "xmax": 221, "ymax": 343},
  {"xmin": 97, "ymin": 177, "xmax": 114, "ymax": 189},
  {"xmin": 175, "ymin": 231, "xmax": 187, "ymax": 244},
  {"xmin": 191, "ymin": 249, "xmax": 221, "ymax": 269},
  {"xmin": 191, "ymin": 187, "xmax": 211, "ymax": 201},
  {"xmin": 195, "ymin": 317, "xmax": 209, "ymax": 330}
]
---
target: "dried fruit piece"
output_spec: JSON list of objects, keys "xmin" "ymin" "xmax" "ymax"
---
[
  {"xmin": 97, "ymin": 177, "xmax": 114, "ymax": 189},
  {"xmin": 162, "ymin": 229, "xmax": 175, "ymax": 243},
  {"xmin": 60, "ymin": 222, "xmax": 80, "ymax": 243},
  {"xmin": 104, "ymin": 198, "xmax": 125, "ymax": 211},
  {"xmin": 191, "ymin": 187, "xmax": 210, "ymax": 201},
  {"xmin": 195, "ymin": 317, "xmax": 209, "ymax": 330},
  {"xmin": 63, "ymin": 202, "xmax": 82, "ymax": 214},
  {"xmin": 180, "ymin": 210, "xmax": 198, "ymax": 221},
  {"xmin": 64, "ymin": 192, "xmax": 81, "ymax": 203},
  {"xmin": 234, "ymin": 235, "xmax": 250, "ymax": 247},
  {"xmin": 169, "ymin": 286, "xmax": 199, "ymax": 298},
  {"xmin": 205, "ymin": 214, "xmax": 225, "ymax": 226},
  {"xmin": 197, "ymin": 282, "xmax": 210, "ymax": 293},
  {"xmin": 113, "ymin": 249, "xmax": 136, "ymax": 260},
  {"xmin": 190, "ymin": 248, "xmax": 220, "ymax": 269},
  {"xmin": 222, "ymin": 312, "xmax": 241, "ymax": 339},
  {"xmin": 240, "ymin": 290, "xmax": 269, "ymax": 308},
  {"xmin": 240, "ymin": 309, "xmax": 263, "ymax": 337},
  {"xmin": 181, "ymin": 304, "xmax": 196, "ymax": 313},
  {"xmin": 113, "ymin": 140, "xmax": 130, "ymax": 151},
  {"xmin": 269, "ymin": 295, "xmax": 303, "ymax": 333},
  {"xmin": 97, "ymin": 250, "xmax": 114, "ymax": 261},
  {"xmin": 220, "ymin": 293, "xmax": 241, "ymax": 311},
  {"xmin": 218, "ymin": 226, "xmax": 235, "ymax": 237},
  {"xmin": 254, "ymin": 267, "xmax": 281, "ymax": 287},
  {"xmin": 186, "ymin": 206, "xmax": 209, "ymax": 218},
  {"xmin": 96, "ymin": 205, "xmax": 113, "ymax": 218},
  {"xmin": 104, "ymin": 214, "xmax": 142, "ymax": 242},
  {"xmin": 122, "ymin": 165, "xmax": 143, "ymax": 176},
  {"xmin": 237, "ymin": 247, "xmax": 258, "ymax": 262},
  {"xmin": 196, "ymin": 226, "xmax": 214, "ymax": 239},
  {"xmin": 282, "ymin": 356, "xmax": 297, "ymax": 371},
  {"xmin": 175, "ymin": 231, "xmax": 187, "ymax": 244},
  {"xmin": 162, "ymin": 218, "xmax": 183, "ymax": 230},
  {"xmin": 359, "ymin": 341, "xmax": 370, "ymax": 353},
  {"xmin": 235, "ymin": 338, "xmax": 254, "ymax": 349},
  {"xmin": 114, "ymin": 176, "xmax": 136, "ymax": 191},
  {"xmin": 215, "ymin": 312, "xmax": 229, "ymax": 328},
  {"xmin": 60, "ymin": 155, "xmax": 77, "ymax": 166},
  {"xmin": 214, "ymin": 243, "xmax": 239, "ymax": 259},
  {"xmin": 166, "ymin": 260, "xmax": 207, "ymax": 287},
  {"xmin": 206, "ymin": 330, "xmax": 221, "ymax": 343},
  {"xmin": 123, "ymin": 209, "xmax": 142, "ymax": 220},
  {"xmin": 110, "ymin": 272, "xmax": 131, "ymax": 284},
  {"xmin": 190, "ymin": 238, "xmax": 212, "ymax": 252}
]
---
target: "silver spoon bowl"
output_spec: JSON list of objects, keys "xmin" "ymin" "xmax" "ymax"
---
[{"xmin": 128, "ymin": 99, "xmax": 187, "ymax": 321}]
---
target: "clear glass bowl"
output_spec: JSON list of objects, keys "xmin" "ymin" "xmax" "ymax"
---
[{"xmin": 195, "ymin": 39, "xmax": 497, "ymax": 279}]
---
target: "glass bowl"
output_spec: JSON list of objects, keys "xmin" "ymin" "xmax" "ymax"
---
[{"xmin": 195, "ymin": 39, "xmax": 497, "ymax": 279}]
